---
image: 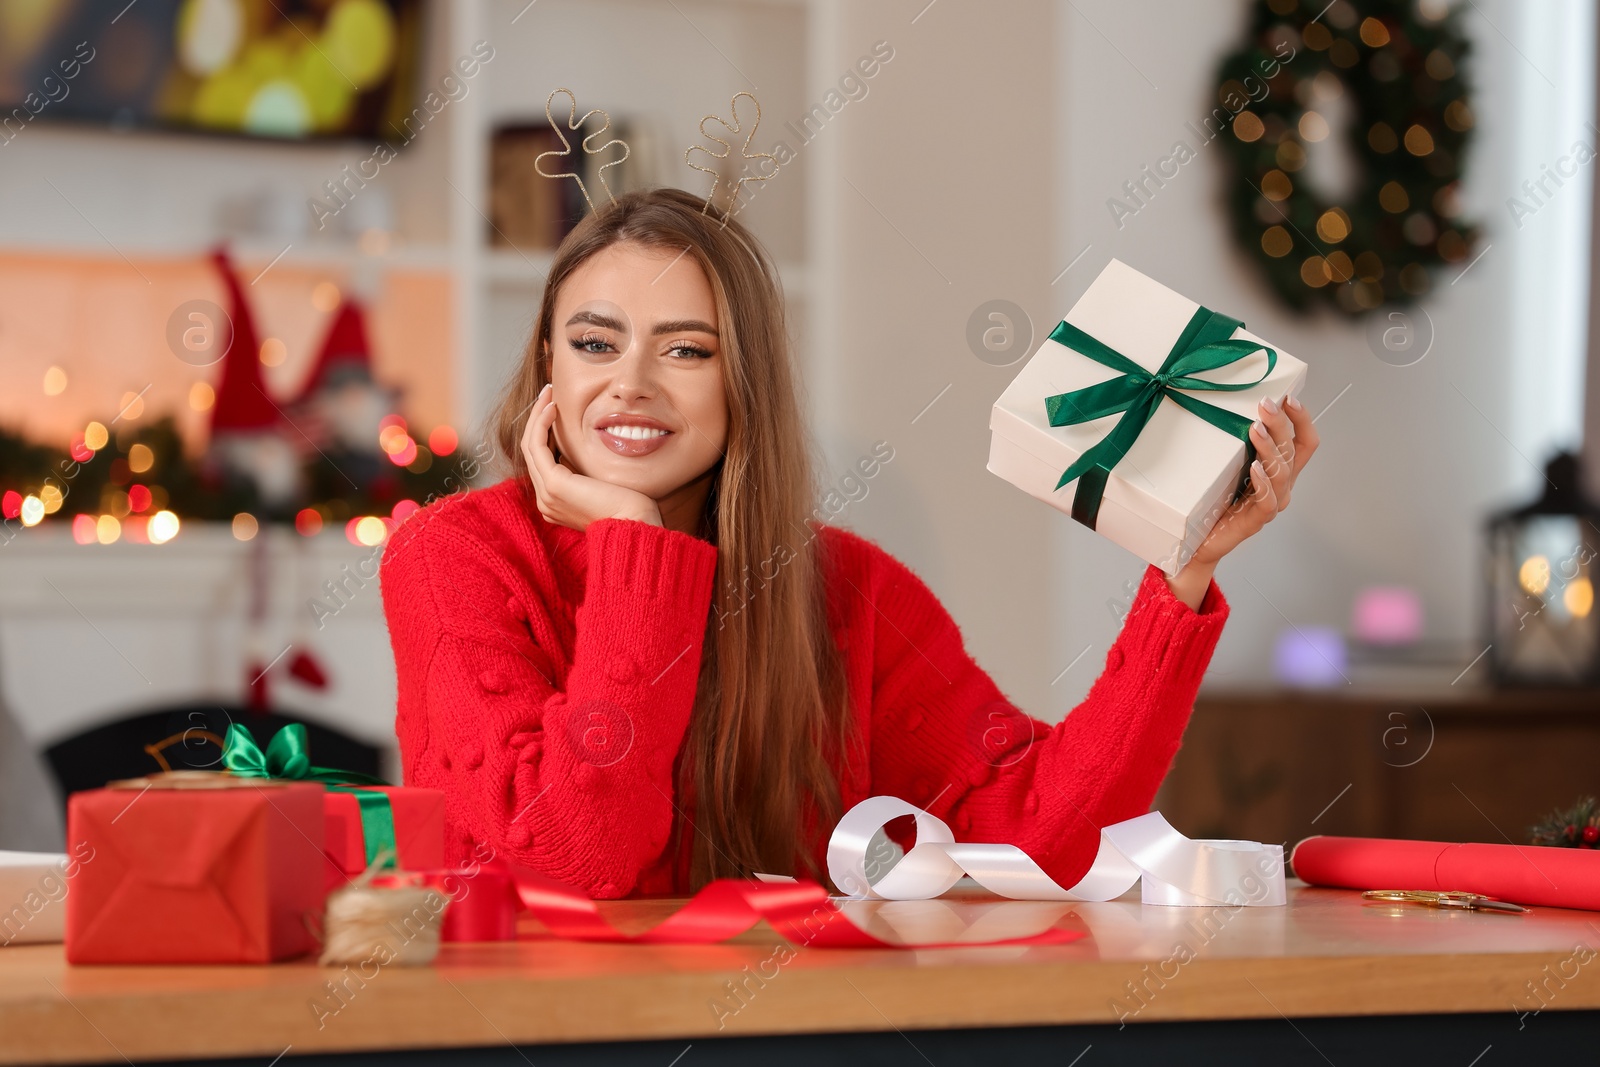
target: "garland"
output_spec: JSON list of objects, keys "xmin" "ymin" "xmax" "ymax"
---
[
  {"xmin": 0, "ymin": 416, "xmax": 458, "ymax": 533},
  {"xmin": 1215, "ymin": 0, "xmax": 1478, "ymax": 315}
]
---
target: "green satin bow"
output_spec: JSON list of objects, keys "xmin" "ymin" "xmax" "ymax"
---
[
  {"xmin": 1044, "ymin": 306, "xmax": 1276, "ymax": 530},
  {"xmin": 222, "ymin": 723, "xmax": 397, "ymax": 870}
]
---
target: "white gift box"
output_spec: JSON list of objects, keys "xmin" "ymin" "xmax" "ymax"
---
[
  {"xmin": 0, "ymin": 851, "xmax": 70, "ymax": 945},
  {"xmin": 988, "ymin": 259, "xmax": 1308, "ymax": 576}
]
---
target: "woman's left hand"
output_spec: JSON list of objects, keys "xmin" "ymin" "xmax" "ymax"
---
[{"xmin": 1165, "ymin": 392, "xmax": 1319, "ymax": 609}]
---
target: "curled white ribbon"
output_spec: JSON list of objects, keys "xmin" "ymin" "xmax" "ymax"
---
[{"xmin": 827, "ymin": 796, "xmax": 1285, "ymax": 908}]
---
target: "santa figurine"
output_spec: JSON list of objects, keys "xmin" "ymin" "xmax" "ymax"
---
[
  {"xmin": 205, "ymin": 248, "xmax": 302, "ymax": 517},
  {"xmin": 291, "ymin": 286, "xmax": 401, "ymax": 499},
  {"xmin": 292, "ymin": 295, "xmax": 398, "ymax": 454}
]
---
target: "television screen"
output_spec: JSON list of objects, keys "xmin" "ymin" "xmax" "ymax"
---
[{"xmin": 0, "ymin": 0, "xmax": 422, "ymax": 142}]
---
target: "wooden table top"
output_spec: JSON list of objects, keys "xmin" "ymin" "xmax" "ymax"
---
[{"xmin": 4, "ymin": 881, "xmax": 1598, "ymax": 1065}]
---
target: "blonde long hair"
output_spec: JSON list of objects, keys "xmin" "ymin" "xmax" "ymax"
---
[{"xmin": 493, "ymin": 188, "xmax": 852, "ymax": 887}]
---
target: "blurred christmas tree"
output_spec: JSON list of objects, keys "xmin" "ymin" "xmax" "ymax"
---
[{"xmin": 0, "ymin": 428, "xmax": 63, "ymax": 493}]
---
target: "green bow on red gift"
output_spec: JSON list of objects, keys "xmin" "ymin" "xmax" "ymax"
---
[
  {"xmin": 1044, "ymin": 306, "xmax": 1276, "ymax": 530},
  {"xmin": 222, "ymin": 723, "xmax": 397, "ymax": 869}
]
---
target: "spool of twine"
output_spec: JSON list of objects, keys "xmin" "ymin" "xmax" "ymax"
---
[{"xmin": 317, "ymin": 849, "xmax": 449, "ymax": 967}]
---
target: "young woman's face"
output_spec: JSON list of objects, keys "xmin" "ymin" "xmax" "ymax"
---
[{"xmin": 546, "ymin": 241, "xmax": 729, "ymax": 500}]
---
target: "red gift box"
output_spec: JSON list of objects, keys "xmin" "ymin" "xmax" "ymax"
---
[
  {"xmin": 65, "ymin": 776, "xmax": 326, "ymax": 964},
  {"xmin": 322, "ymin": 787, "xmax": 446, "ymax": 891}
]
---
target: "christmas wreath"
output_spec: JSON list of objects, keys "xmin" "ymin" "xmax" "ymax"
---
[{"xmin": 1215, "ymin": 0, "xmax": 1478, "ymax": 315}]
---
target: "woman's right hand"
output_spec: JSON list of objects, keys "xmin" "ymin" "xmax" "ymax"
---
[{"xmin": 522, "ymin": 383, "xmax": 663, "ymax": 531}]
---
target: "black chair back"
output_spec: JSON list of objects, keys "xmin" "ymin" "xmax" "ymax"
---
[{"xmin": 44, "ymin": 704, "xmax": 383, "ymax": 814}]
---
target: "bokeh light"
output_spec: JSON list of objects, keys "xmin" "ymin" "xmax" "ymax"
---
[
  {"xmin": 1565, "ymin": 577, "xmax": 1594, "ymax": 618},
  {"xmin": 1519, "ymin": 555, "xmax": 1552, "ymax": 596},
  {"xmin": 117, "ymin": 391, "xmax": 146, "ymax": 421},
  {"xmin": 1352, "ymin": 586, "xmax": 1423, "ymax": 645},
  {"xmin": 379, "ymin": 425, "xmax": 409, "ymax": 454},
  {"xmin": 1273, "ymin": 625, "xmax": 1347, "ymax": 688},
  {"xmin": 428, "ymin": 425, "xmax": 458, "ymax": 456},
  {"xmin": 260, "ymin": 338, "xmax": 288, "ymax": 366},
  {"xmin": 389, "ymin": 437, "xmax": 418, "ymax": 466},
  {"xmin": 149, "ymin": 510, "xmax": 181, "ymax": 545},
  {"xmin": 354, "ymin": 515, "xmax": 388, "ymax": 546},
  {"xmin": 232, "ymin": 512, "xmax": 259, "ymax": 541},
  {"xmin": 312, "ymin": 281, "xmax": 342, "ymax": 312}
]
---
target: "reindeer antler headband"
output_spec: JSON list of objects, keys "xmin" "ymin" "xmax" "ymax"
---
[
  {"xmin": 534, "ymin": 88, "xmax": 631, "ymax": 214},
  {"xmin": 533, "ymin": 88, "xmax": 780, "ymax": 225},
  {"xmin": 685, "ymin": 91, "xmax": 780, "ymax": 226}
]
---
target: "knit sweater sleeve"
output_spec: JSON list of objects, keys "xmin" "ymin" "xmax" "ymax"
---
[
  {"xmin": 861, "ymin": 550, "xmax": 1227, "ymax": 891},
  {"xmin": 380, "ymin": 510, "xmax": 718, "ymax": 899}
]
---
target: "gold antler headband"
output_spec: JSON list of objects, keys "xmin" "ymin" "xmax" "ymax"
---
[
  {"xmin": 534, "ymin": 88, "xmax": 631, "ymax": 214},
  {"xmin": 685, "ymin": 91, "xmax": 780, "ymax": 226}
]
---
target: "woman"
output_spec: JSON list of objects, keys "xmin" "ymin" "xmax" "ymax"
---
[{"xmin": 379, "ymin": 187, "xmax": 1315, "ymax": 898}]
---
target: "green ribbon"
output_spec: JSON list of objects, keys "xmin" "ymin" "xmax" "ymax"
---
[
  {"xmin": 1044, "ymin": 306, "xmax": 1276, "ymax": 529},
  {"xmin": 222, "ymin": 723, "xmax": 397, "ymax": 870}
]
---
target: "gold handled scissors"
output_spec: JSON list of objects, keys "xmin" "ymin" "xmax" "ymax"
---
[{"xmin": 1362, "ymin": 890, "xmax": 1527, "ymax": 913}]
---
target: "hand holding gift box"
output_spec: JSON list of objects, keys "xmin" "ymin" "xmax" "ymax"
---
[{"xmin": 989, "ymin": 259, "xmax": 1309, "ymax": 576}]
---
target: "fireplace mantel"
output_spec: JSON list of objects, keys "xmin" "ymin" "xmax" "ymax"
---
[{"xmin": 0, "ymin": 524, "xmax": 398, "ymax": 764}]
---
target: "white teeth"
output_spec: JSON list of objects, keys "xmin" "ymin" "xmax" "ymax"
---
[{"xmin": 605, "ymin": 425, "xmax": 668, "ymax": 440}]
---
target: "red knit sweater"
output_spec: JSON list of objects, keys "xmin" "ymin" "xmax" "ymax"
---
[{"xmin": 379, "ymin": 478, "xmax": 1228, "ymax": 898}]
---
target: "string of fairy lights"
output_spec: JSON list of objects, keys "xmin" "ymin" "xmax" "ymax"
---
[{"xmin": 1, "ymin": 363, "xmax": 462, "ymax": 549}]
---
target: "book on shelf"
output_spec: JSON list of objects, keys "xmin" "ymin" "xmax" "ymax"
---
[{"xmin": 488, "ymin": 118, "xmax": 653, "ymax": 253}]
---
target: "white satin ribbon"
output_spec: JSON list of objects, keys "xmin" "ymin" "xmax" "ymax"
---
[{"xmin": 827, "ymin": 795, "xmax": 1285, "ymax": 907}]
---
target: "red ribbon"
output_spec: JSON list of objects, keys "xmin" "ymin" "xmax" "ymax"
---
[{"xmin": 396, "ymin": 864, "xmax": 1084, "ymax": 950}]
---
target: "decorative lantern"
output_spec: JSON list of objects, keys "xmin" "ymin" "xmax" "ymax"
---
[{"xmin": 1485, "ymin": 452, "xmax": 1600, "ymax": 687}]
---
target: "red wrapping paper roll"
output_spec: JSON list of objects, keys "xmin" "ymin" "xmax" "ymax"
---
[{"xmin": 1292, "ymin": 835, "xmax": 1600, "ymax": 911}]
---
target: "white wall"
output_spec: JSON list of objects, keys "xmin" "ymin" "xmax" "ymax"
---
[{"xmin": 821, "ymin": 0, "xmax": 1062, "ymax": 719}]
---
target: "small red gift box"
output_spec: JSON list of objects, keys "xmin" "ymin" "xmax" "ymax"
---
[
  {"xmin": 321, "ymin": 787, "xmax": 446, "ymax": 890},
  {"xmin": 65, "ymin": 775, "xmax": 326, "ymax": 964}
]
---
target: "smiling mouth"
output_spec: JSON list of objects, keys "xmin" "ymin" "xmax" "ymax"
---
[{"xmin": 597, "ymin": 424, "xmax": 673, "ymax": 457}]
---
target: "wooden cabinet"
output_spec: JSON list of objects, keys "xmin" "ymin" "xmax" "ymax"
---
[{"xmin": 1158, "ymin": 690, "xmax": 1600, "ymax": 853}]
